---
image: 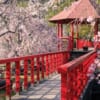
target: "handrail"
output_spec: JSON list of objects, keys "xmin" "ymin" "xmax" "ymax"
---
[
  {"xmin": 58, "ymin": 50, "xmax": 97, "ymax": 100},
  {"xmin": 58, "ymin": 50, "xmax": 96, "ymax": 73},
  {"xmin": 0, "ymin": 51, "xmax": 68, "ymax": 63},
  {"xmin": 0, "ymin": 51, "xmax": 69, "ymax": 100}
]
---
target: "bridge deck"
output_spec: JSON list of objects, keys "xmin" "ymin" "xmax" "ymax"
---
[{"xmin": 12, "ymin": 74, "xmax": 60, "ymax": 100}]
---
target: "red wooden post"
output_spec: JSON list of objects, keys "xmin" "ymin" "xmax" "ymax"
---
[
  {"xmin": 55, "ymin": 54, "xmax": 57, "ymax": 71},
  {"xmin": 58, "ymin": 54, "xmax": 60, "ymax": 66},
  {"xmin": 61, "ymin": 53, "xmax": 63, "ymax": 64},
  {"xmin": 60, "ymin": 53, "xmax": 62, "ymax": 65},
  {"xmin": 57, "ymin": 54, "xmax": 59, "ymax": 67},
  {"xmin": 15, "ymin": 61, "xmax": 20, "ymax": 94},
  {"xmin": 46, "ymin": 55, "xmax": 49, "ymax": 77},
  {"xmin": 76, "ymin": 23, "xmax": 79, "ymax": 49},
  {"xmin": 57, "ymin": 23, "xmax": 60, "ymax": 51},
  {"xmin": 76, "ymin": 67, "xmax": 82, "ymax": 98},
  {"xmin": 72, "ymin": 69, "xmax": 78, "ymax": 100},
  {"xmin": 71, "ymin": 70, "xmax": 76, "ymax": 99},
  {"xmin": 36, "ymin": 57, "xmax": 40, "ymax": 83},
  {"xmin": 59, "ymin": 23, "xmax": 63, "ymax": 38},
  {"xmin": 94, "ymin": 22, "xmax": 98, "ymax": 36},
  {"xmin": 49, "ymin": 54, "xmax": 52, "ymax": 74},
  {"xmin": 60, "ymin": 24, "xmax": 63, "ymax": 51},
  {"xmin": 6, "ymin": 62, "xmax": 11, "ymax": 100},
  {"xmin": 24, "ymin": 60, "xmax": 28, "ymax": 90},
  {"xmin": 41, "ymin": 56, "xmax": 45, "ymax": 79},
  {"xmin": 59, "ymin": 53, "xmax": 61, "ymax": 66},
  {"xmin": 70, "ymin": 23, "xmax": 74, "ymax": 50},
  {"xmin": 57, "ymin": 23, "xmax": 60, "ymax": 38},
  {"xmin": 62, "ymin": 53, "xmax": 64, "ymax": 64},
  {"xmin": 31, "ymin": 58, "xmax": 34, "ymax": 86},
  {"xmin": 68, "ymin": 36, "xmax": 72, "ymax": 51},
  {"xmin": 51, "ymin": 54, "xmax": 53, "ymax": 73},
  {"xmin": 53, "ymin": 54, "xmax": 56, "ymax": 72},
  {"xmin": 51, "ymin": 54, "xmax": 54, "ymax": 73},
  {"xmin": 61, "ymin": 73, "xmax": 68, "ymax": 100},
  {"xmin": 57, "ymin": 23, "xmax": 63, "ymax": 51},
  {"xmin": 83, "ymin": 62, "xmax": 87, "ymax": 87}
]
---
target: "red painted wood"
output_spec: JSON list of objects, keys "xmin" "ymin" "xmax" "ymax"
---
[
  {"xmin": 61, "ymin": 73, "xmax": 67, "ymax": 100},
  {"xmin": 53, "ymin": 54, "xmax": 56, "ymax": 72},
  {"xmin": 49, "ymin": 55, "xmax": 52, "ymax": 74},
  {"xmin": 57, "ymin": 23, "xmax": 60, "ymax": 50},
  {"xmin": 24, "ymin": 60, "xmax": 28, "ymax": 90},
  {"xmin": 77, "ymin": 39, "xmax": 93, "ymax": 49},
  {"xmin": 59, "ymin": 23, "xmax": 63, "ymax": 38},
  {"xmin": 57, "ymin": 23, "xmax": 63, "ymax": 51},
  {"xmin": 0, "ymin": 51, "xmax": 69, "ymax": 99},
  {"xmin": 57, "ymin": 23, "xmax": 60, "ymax": 38},
  {"xmin": 46, "ymin": 55, "xmax": 49, "ymax": 76},
  {"xmin": 70, "ymin": 23, "xmax": 74, "ymax": 50},
  {"xmin": 58, "ymin": 51, "xmax": 96, "ymax": 100},
  {"xmin": 55, "ymin": 54, "xmax": 57, "ymax": 71},
  {"xmin": 52, "ymin": 54, "xmax": 54, "ymax": 72},
  {"xmin": 51, "ymin": 54, "xmax": 54, "ymax": 73},
  {"xmin": 76, "ymin": 23, "xmax": 79, "ymax": 49},
  {"xmin": 94, "ymin": 22, "xmax": 98, "ymax": 35},
  {"xmin": 6, "ymin": 62, "xmax": 11, "ymax": 97},
  {"xmin": 41, "ymin": 56, "xmax": 45, "ymax": 79},
  {"xmin": 36, "ymin": 58, "xmax": 40, "ymax": 82},
  {"xmin": 31, "ymin": 58, "xmax": 34, "ymax": 85},
  {"xmin": 58, "ymin": 54, "xmax": 60, "ymax": 66},
  {"xmin": 15, "ymin": 61, "xmax": 20, "ymax": 93},
  {"xmin": 68, "ymin": 36, "xmax": 72, "ymax": 51}
]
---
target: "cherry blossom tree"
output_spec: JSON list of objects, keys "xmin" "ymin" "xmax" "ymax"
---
[{"xmin": 0, "ymin": 1, "xmax": 58, "ymax": 58}]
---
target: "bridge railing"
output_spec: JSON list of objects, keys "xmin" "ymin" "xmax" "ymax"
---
[
  {"xmin": 58, "ymin": 50, "xmax": 96, "ymax": 100},
  {"xmin": 0, "ymin": 51, "xmax": 69, "ymax": 100},
  {"xmin": 77, "ymin": 39, "xmax": 93, "ymax": 49}
]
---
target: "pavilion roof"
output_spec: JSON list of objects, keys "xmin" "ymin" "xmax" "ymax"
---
[{"xmin": 49, "ymin": 0, "xmax": 100, "ymax": 23}]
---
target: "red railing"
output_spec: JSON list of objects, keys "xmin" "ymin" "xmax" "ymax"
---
[
  {"xmin": 77, "ymin": 39, "xmax": 93, "ymax": 49},
  {"xmin": 58, "ymin": 50, "xmax": 96, "ymax": 100},
  {"xmin": 0, "ymin": 51, "xmax": 69, "ymax": 99}
]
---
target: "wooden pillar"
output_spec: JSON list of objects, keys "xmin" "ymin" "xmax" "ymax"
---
[
  {"xmin": 76, "ymin": 23, "xmax": 79, "ymax": 49},
  {"xmin": 59, "ymin": 23, "xmax": 63, "ymax": 37},
  {"xmin": 46, "ymin": 55, "xmax": 49, "ymax": 77},
  {"xmin": 70, "ymin": 23, "xmax": 74, "ymax": 50},
  {"xmin": 57, "ymin": 23, "xmax": 60, "ymax": 51},
  {"xmin": 61, "ymin": 73, "xmax": 68, "ymax": 100},
  {"xmin": 94, "ymin": 21, "xmax": 98, "ymax": 36},
  {"xmin": 57, "ymin": 23, "xmax": 63, "ymax": 51},
  {"xmin": 6, "ymin": 62, "xmax": 11, "ymax": 100},
  {"xmin": 24, "ymin": 60, "xmax": 28, "ymax": 90},
  {"xmin": 15, "ymin": 61, "xmax": 20, "ymax": 95},
  {"xmin": 31, "ymin": 58, "xmax": 34, "ymax": 87}
]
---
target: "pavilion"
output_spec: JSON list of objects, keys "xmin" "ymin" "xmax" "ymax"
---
[{"xmin": 49, "ymin": 0, "xmax": 100, "ymax": 51}]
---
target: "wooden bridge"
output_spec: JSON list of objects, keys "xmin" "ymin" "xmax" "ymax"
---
[
  {"xmin": 0, "ymin": 0, "xmax": 100, "ymax": 100},
  {"xmin": 0, "ymin": 50, "xmax": 97, "ymax": 100}
]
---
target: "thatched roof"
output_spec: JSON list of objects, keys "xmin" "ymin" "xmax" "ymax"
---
[{"xmin": 49, "ymin": 0, "xmax": 100, "ymax": 23}]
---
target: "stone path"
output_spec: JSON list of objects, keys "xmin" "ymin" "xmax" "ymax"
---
[{"xmin": 12, "ymin": 74, "xmax": 61, "ymax": 100}]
